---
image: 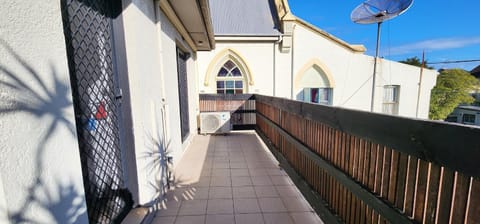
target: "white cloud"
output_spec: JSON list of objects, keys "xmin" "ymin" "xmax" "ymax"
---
[{"xmin": 386, "ymin": 37, "xmax": 480, "ymax": 55}]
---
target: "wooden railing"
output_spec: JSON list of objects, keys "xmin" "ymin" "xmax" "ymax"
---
[
  {"xmin": 255, "ymin": 95, "xmax": 480, "ymax": 224},
  {"xmin": 199, "ymin": 94, "xmax": 256, "ymax": 130},
  {"xmin": 198, "ymin": 94, "xmax": 480, "ymax": 223}
]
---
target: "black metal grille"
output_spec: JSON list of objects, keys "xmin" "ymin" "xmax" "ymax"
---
[
  {"xmin": 177, "ymin": 49, "xmax": 190, "ymax": 142},
  {"xmin": 61, "ymin": 0, "xmax": 132, "ymax": 223}
]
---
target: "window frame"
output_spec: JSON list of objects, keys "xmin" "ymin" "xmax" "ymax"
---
[
  {"xmin": 303, "ymin": 87, "xmax": 333, "ymax": 105},
  {"xmin": 382, "ymin": 85, "xmax": 400, "ymax": 115},
  {"xmin": 462, "ymin": 113, "xmax": 476, "ymax": 124},
  {"xmin": 216, "ymin": 60, "xmax": 244, "ymax": 94}
]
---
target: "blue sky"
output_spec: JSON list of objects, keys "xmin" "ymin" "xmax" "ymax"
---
[{"xmin": 288, "ymin": 0, "xmax": 480, "ymax": 71}]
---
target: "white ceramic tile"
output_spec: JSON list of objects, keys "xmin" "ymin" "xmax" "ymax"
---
[
  {"xmin": 151, "ymin": 216, "xmax": 175, "ymax": 224},
  {"xmin": 206, "ymin": 214, "xmax": 235, "ymax": 224},
  {"xmin": 232, "ymin": 176, "xmax": 253, "ymax": 187},
  {"xmin": 234, "ymin": 198, "xmax": 261, "ymax": 214},
  {"xmin": 234, "ymin": 213, "xmax": 265, "ymax": 224},
  {"xmin": 263, "ymin": 213, "xmax": 294, "ymax": 224},
  {"xmin": 258, "ymin": 198, "xmax": 287, "ymax": 213},
  {"xmin": 254, "ymin": 186, "xmax": 279, "ymax": 198},
  {"xmin": 207, "ymin": 199, "xmax": 234, "ymax": 214},
  {"xmin": 174, "ymin": 215, "xmax": 205, "ymax": 224},
  {"xmin": 232, "ymin": 186, "xmax": 256, "ymax": 198},
  {"xmin": 290, "ymin": 212, "xmax": 324, "ymax": 224},
  {"xmin": 282, "ymin": 197, "xmax": 313, "ymax": 212},
  {"xmin": 178, "ymin": 200, "xmax": 207, "ymax": 215},
  {"xmin": 209, "ymin": 186, "xmax": 232, "ymax": 199}
]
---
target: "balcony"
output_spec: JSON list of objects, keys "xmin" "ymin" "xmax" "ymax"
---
[{"xmin": 154, "ymin": 94, "xmax": 480, "ymax": 224}]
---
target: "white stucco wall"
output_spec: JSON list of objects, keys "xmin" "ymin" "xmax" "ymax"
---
[
  {"xmin": 158, "ymin": 9, "xmax": 197, "ymax": 158},
  {"xmin": 291, "ymin": 23, "xmax": 437, "ymax": 118},
  {"xmin": 274, "ymin": 42, "xmax": 294, "ymax": 98},
  {"xmin": 0, "ymin": 174, "xmax": 7, "ymax": 223},
  {"xmin": 197, "ymin": 41, "xmax": 278, "ymax": 95},
  {"xmin": 121, "ymin": 0, "xmax": 165, "ymax": 206},
  {"xmin": 120, "ymin": 0, "xmax": 198, "ymax": 205},
  {"xmin": 292, "ymin": 24, "xmax": 374, "ymax": 111},
  {"xmin": 0, "ymin": 1, "xmax": 88, "ymax": 223},
  {"xmin": 197, "ymin": 22, "xmax": 437, "ymax": 119}
]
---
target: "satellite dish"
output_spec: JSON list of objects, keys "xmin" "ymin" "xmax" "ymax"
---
[
  {"xmin": 351, "ymin": 0, "xmax": 413, "ymax": 24},
  {"xmin": 350, "ymin": 0, "xmax": 413, "ymax": 112}
]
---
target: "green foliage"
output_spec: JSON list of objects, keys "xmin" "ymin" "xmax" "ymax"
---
[
  {"xmin": 399, "ymin": 56, "xmax": 434, "ymax": 69},
  {"xmin": 429, "ymin": 69, "xmax": 480, "ymax": 120}
]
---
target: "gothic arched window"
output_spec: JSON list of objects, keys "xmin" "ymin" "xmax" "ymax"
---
[{"xmin": 216, "ymin": 60, "xmax": 244, "ymax": 94}]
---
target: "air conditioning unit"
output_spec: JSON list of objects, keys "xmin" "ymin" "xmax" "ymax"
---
[{"xmin": 200, "ymin": 112, "xmax": 231, "ymax": 134}]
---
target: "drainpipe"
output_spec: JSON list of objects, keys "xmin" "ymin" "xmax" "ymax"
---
[
  {"xmin": 290, "ymin": 25, "xmax": 296, "ymax": 99},
  {"xmin": 273, "ymin": 35, "xmax": 283, "ymax": 97},
  {"xmin": 415, "ymin": 51, "xmax": 425, "ymax": 118}
]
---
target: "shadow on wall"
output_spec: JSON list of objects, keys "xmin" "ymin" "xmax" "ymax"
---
[
  {"xmin": 0, "ymin": 40, "xmax": 87, "ymax": 223},
  {"xmin": 139, "ymin": 110, "xmax": 173, "ymax": 206}
]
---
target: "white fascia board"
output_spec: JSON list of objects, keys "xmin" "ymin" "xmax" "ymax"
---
[{"xmin": 215, "ymin": 36, "xmax": 281, "ymax": 42}]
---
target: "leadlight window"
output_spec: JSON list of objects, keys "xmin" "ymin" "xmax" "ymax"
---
[{"xmin": 216, "ymin": 60, "xmax": 244, "ymax": 94}]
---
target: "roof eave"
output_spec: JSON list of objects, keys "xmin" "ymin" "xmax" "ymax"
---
[
  {"xmin": 161, "ymin": 0, "xmax": 216, "ymax": 51},
  {"xmin": 198, "ymin": 0, "xmax": 216, "ymax": 50}
]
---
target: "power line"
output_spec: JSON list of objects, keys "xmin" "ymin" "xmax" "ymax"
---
[{"xmin": 428, "ymin": 59, "xmax": 480, "ymax": 64}]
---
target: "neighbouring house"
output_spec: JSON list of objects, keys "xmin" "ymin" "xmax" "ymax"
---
[
  {"xmin": 196, "ymin": 0, "xmax": 437, "ymax": 118},
  {"xmin": 470, "ymin": 65, "xmax": 480, "ymax": 102},
  {"xmin": 446, "ymin": 105, "xmax": 480, "ymax": 126},
  {"xmin": 0, "ymin": 0, "xmax": 439, "ymax": 224},
  {"xmin": 471, "ymin": 65, "xmax": 480, "ymax": 78}
]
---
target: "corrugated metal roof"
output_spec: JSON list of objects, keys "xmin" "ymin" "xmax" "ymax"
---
[{"xmin": 209, "ymin": 0, "xmax": 281, "ymax": 36}]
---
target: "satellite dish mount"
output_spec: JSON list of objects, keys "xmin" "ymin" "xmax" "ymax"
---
[{"xmin": 351, "ymin": 0, "xmax": 414, "ymax": 112}]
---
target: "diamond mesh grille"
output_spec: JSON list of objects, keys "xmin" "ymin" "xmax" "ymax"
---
[{"xmin": 61, "ymin": 0, "xmax": 132, "ymax": 223}]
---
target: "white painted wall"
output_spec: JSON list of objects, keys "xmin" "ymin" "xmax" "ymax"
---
[
  {"xmin": 292, "ymin": 23, "xmax": 437, "ymax": 118},
  {"xmin": 0, "ymin": 174, "xmax": 8, "ymax": 223},
  {"xmin": 121, "ymin": 0, "xmax": 166, "ymax": 206},
  {"xmin": 197, "ymin": 41, "xmax": 278, "ymax": 95},
  {"xmin": 120, "ymin": 0, "xmax": 198, "ymax": 205},
  {"xmin": 274, "ymin": 42, "xmax": 294, "ymax": 98},
  {"xmin": 197, "ymin": 22, "xmax": 437, "ymax": 119},
  {"xmin": 0, "ymin": 1, "xmax": 88, "ymax": 223},
  {"xmin": 156, "ymin": 8, "xmax": 198, "ymax": 166}
]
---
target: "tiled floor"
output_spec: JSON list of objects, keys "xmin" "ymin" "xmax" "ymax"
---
[{"xmin": 152, "ymin": 131, "xmax": 323, "ymax": 224}]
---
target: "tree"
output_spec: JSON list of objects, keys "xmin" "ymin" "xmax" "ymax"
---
[
  {"xmin": 429, "ymin": 69, "xmax": 480, "ymax": 120},
  {"xmin": 399, "ymin": 56, "xmax": 434, "ymax": 69}
]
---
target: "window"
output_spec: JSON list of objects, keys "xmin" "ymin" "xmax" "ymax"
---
[
  {"xmin": 445, "ymin": 115, "xmax": 459, "ymax": 123},
  {"xmin": 295, "ymin": 63, "xmax": 333, "ymax": 105},
  {"xmin": 216, "ymin": 60, "xmax": 244, "ymax": 94},
  {"xmin": 383, "ymin": 85, "xmax": 399, "ymax": 115},
  {"xmin": 303, "ymin": 88, "xmax": 332, "ymax": 105},
  {"xmin": 462, "ymin": 114, "xmax": 476, "ymax": 124}
]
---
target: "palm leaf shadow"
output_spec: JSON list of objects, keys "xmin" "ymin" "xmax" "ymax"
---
[
  {"xmin": 0, "ymin": 39, "xmax": 87, "ymax": 223},
  {"xmin": 139, "ymin": 126, "xmax": 173, "ymax": 202}
]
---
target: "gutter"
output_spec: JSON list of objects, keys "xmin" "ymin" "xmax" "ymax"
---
[{"xmin": 197, "ymin": 0, "xmax": 216, "ymax": 49}]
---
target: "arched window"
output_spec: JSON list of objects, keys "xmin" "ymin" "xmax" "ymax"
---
[
  {"xmin": 216, "ymin": 60, "xmax": 244, "ymax": 94},
  {"xmin": 295, "ymin": 63, "xmax": 334, "ymax": 105}
]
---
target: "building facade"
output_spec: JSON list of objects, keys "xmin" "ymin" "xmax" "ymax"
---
[
  {"xmin": 446, "ymin": 106, "xmax": 480, "ymax": 126},
  {"xmin": 197, "ymin": 0, "xmax": 437, "ymax": 119}
]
